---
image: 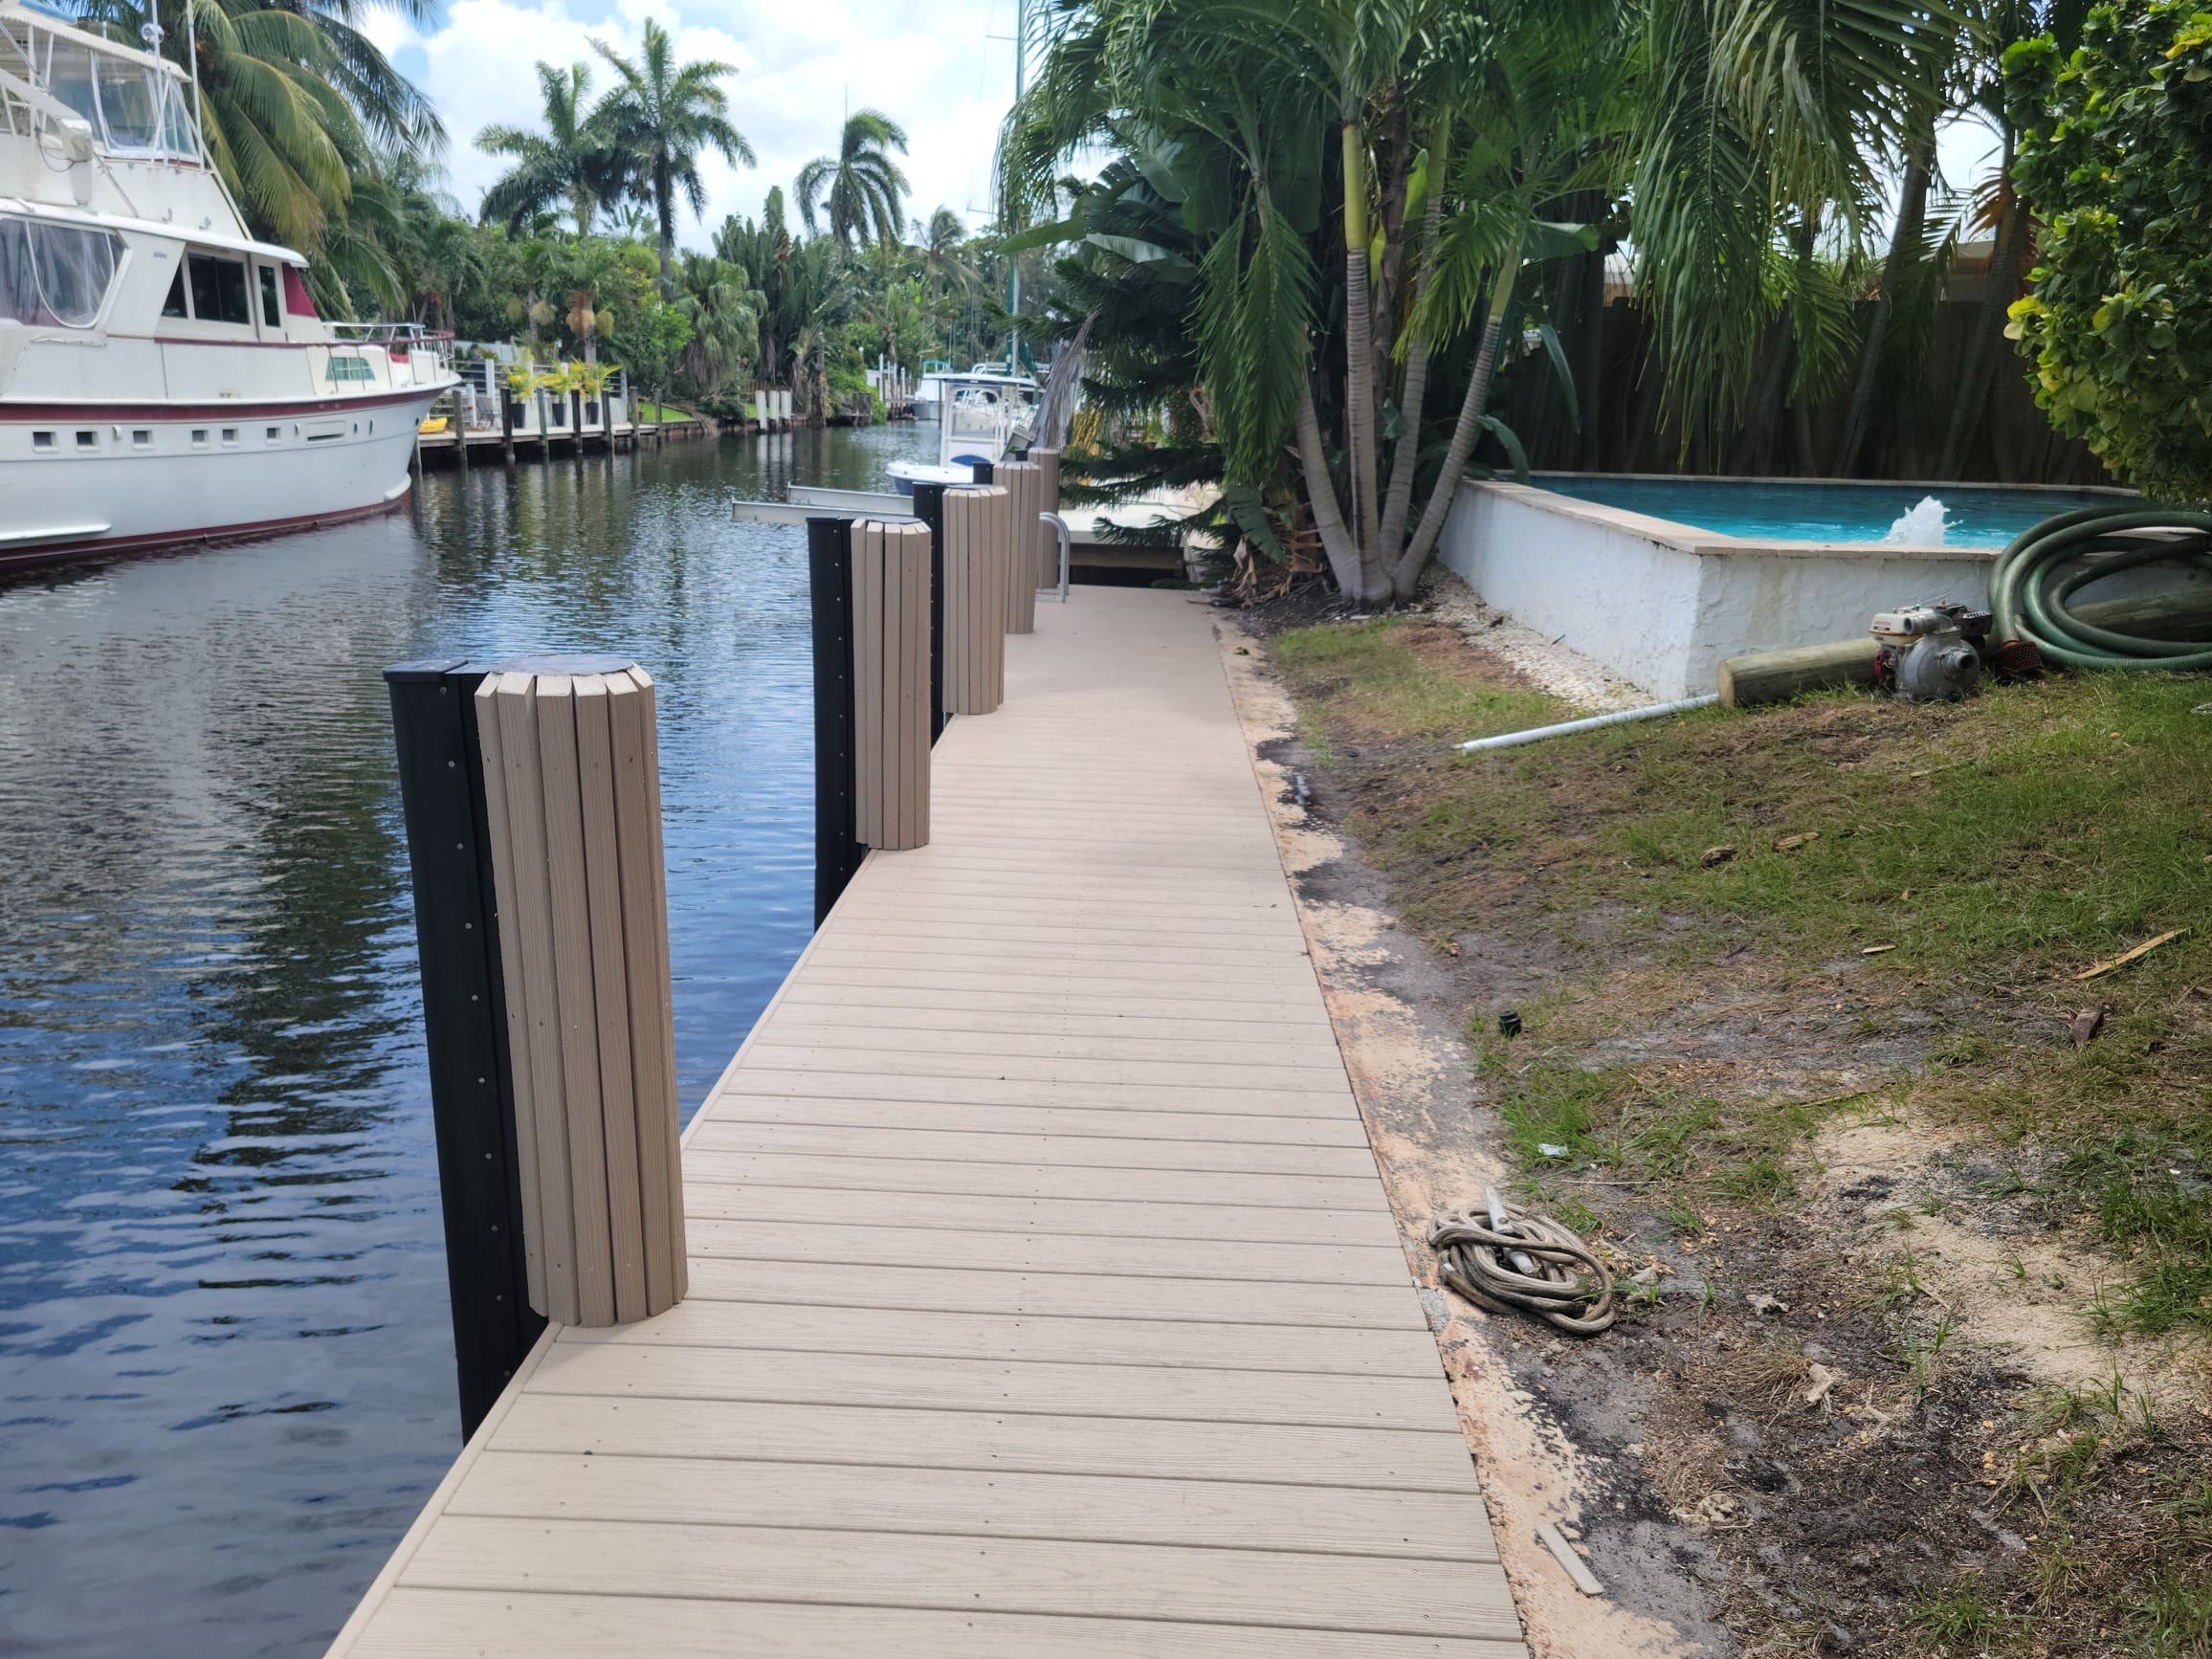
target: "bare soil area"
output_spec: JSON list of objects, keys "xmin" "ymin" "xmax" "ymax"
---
[{"xmin": 1223, "ymin": 596, "xmax": 2212, "ymax": 1659}]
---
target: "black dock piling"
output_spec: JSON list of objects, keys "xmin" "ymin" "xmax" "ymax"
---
[
  {"xmin": 807, "ymin": 518, "xmax": 867, "ymax": 925},
  {"xmin": 384, "ymin": 660, "xmax": 547, "ymax": 1436},
  {"xmin": 909, "ymin": 482, "xmax": 949, "ymax": 742}
]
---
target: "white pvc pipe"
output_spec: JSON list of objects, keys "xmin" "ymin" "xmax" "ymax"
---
[{"xmin": 1456, "ymin": 693, "xmax": 1719, "ymax": 753}]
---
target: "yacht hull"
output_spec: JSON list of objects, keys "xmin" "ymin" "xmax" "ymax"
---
[{"xmin": 0, "ymin": 385, "xmax": 442, "ymax": 568}]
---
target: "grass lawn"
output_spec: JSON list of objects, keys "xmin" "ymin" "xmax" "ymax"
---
[{"xmin": 1272, "ymin": 610, "xmax": 2212, "ymax": 1657}]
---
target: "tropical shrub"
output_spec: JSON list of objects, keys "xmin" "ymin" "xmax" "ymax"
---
[{"xmin": 2006, "ymin": 2, "xmax": 2212, "ymax": 500}]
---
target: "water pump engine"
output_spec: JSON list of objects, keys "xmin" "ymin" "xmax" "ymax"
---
[{"xmin": 1870, "ymin": 602, "xmax": 1992, "ymax": 702}]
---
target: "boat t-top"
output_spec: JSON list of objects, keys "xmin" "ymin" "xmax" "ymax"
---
[
  {"xmin": 887, "ymin": 367, "xmax": 1038, "ymax": 495},
  {"xmin": 1, "ymin": 0, "xmax": 457, "ymax": 566}
]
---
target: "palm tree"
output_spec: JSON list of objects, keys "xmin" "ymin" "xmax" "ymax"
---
[
  {"xmin": 856, "ymin": 276, "xmax": 925, "ymax": 381},
  {"xmin": 477, "ymin": 62, "xmax": 617, "ymax": 235},
  {"xmin": 794, "ymin": 111, "xmax": 911, "ymax": 250},
  {"xmin": 591, "ymin": 19, "xmax": 755, "ymax": 289},
  {"xmin": 1630, "ymin": 0, "xmax": 1936, "ymax": 466},
  {"xmin": 1004, "ymin": 0, "xmax": 1631, "ymax": 604},
  {"xmin": 558, "ymin": 237, "xmax": 639, "ymax": 365},
  {"xmin": 675, "ymin": 253, "xmax": 765, "ymax": 393},
  {"xmin": 380, "ymin": 159, "xmax": 484, "ymax": 328},
  {"xmin": 918, "ymin": 206, "xmax": 983, "ymax": 298}
]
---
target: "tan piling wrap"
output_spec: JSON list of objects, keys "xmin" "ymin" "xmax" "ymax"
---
[
  {"xmin": 996, "ymin": 460, "xmax": 1042, "ymax": 634},
  {"xmin": 852, "ymin": 520, "xmax": 933, "ymax": 849},
  {"xmin": 472, "ymin": 675, "xmax": 545, "ymax": 1316},
  {"xmin": 1031, "ymin": 447, "xmax": 1061, "ymax": 587},
  {"xmin": 475, "ymin": 665, "xmax": 687, "ymax": 1327},
  {"xmin": 942, "ymin": 484, "xmax": 1009, "ymax": 714}
]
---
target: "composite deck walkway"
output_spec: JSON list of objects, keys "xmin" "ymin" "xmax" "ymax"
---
[{"xmin": 330, "ymin": 586, "xmax": 1526, "ymax": 1657}]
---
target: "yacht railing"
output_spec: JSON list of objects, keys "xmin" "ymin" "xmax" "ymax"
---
[{"xmin": 329, "ymin": 321, "xmax": 456, "ymax": 378}]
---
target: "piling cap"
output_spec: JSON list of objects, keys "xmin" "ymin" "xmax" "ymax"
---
[
  {"xmin": 385, "ymin": 653, "xmax": 637, "ymax": 685},
  {"xmin": 471, "ymin": 653, "xmax": 638, "ymax": 677}
]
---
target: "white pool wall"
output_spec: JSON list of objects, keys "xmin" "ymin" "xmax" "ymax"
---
[{"xmin": 1436, "ymin": 478, "xmax": 2130, "ymax": 700}]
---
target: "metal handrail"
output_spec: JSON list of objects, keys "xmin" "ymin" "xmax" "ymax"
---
[
  {"xmin": 329, "ymin": 322, "xmax": 455, "ymax": 343},
  {"xmin": 1039, "ymin": 512, "xmax": 1072, "ymax": 604}
]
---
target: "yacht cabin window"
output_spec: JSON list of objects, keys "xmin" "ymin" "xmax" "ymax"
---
[
  {"xmin": 257, "ymin": 265, "xmax": 281, "ymax": 329},
  {"xmin": 93, "ymin": 54, "xmax": 159, "ymax": 150},
  {"xmin": 187, "ymin": 254, "xmax": 252, "ymax": 327},
  {"xmin": 0, "ymin": 213, "xmax": 123, "ymax": 328},
  {"xmin": 42, "ymin": 40, "xmax": 97, "ymax": 126}
]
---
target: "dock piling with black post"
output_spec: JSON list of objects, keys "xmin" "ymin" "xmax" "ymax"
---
[
  {"xmin": 909, "ymin": 482, "xmax": 949, "ymax": 741},
  {"xmin": 383, "ymin": 660, "xmax": 545, "ymax": 1436},
  {"xmin": 808, "ymin": 517, "xmax": 866, "ymax": 925}
]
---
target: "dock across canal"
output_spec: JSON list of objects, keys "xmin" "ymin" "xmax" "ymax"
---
[{"xmin": 328, "ymin": 586, "xmax": 1526, "ymax": 1657}]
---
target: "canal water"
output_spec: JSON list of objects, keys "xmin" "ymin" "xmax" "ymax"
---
[{"xmin": 0, "ymin": 425, "xmax": 935, "ymax": 1657}]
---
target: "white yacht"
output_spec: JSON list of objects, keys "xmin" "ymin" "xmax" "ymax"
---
[
  {"xmin": 0, "ymin": 0, "xmax": 455, "ymax": 568},
  {"xmin": 886, "ymin": 369, "xmax": 1037, "ymax": 495}
]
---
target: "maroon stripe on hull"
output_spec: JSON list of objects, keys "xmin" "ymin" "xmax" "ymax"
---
[
  {"xmin": 0, "ymin": 490, "xmax": 414, "ymax": 574},
  {"xmin": 0, "ymin": 386, "xmax": 445, "ymax": 423}
]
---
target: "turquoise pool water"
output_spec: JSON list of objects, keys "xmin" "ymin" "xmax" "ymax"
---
[{"xmin": 1539, "ymin": 477, "xmax": 2126, "ymax": 549}]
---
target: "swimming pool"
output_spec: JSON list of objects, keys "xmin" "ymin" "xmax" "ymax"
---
[
  {"xmin": 1438, "ymin": 475, "xmax": 2144, "ymax": 699},
  {"xmin": 1540, "ymin": 477, "xmax": 2129, "ymax": 548}
]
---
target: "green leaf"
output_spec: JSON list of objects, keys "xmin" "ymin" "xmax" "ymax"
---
[
  {"xmin": 1000, "ymin": 215, "xmax": 1084, "ymax": 254},
  {"xmin": 1522, "ymin": 220, "xmax": 1600, "ymax": 260},
  {"xmin": 1084, "ymin": 232, "xmax": 1199, "ymax": 279},
  {"xmin": 1532, "ymin": 316, "xmax": 1581, "ymax": 432},
  {"xmin": 1225, "ymin": 482, "xmax": 1288, "ymax": 561},
  {"xmin": 1476, "ymin": 413, "xmax": 1531, "ymax": 483}
]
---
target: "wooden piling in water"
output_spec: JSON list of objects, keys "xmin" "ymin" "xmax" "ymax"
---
[{"xmin": 472, "ymin": 660, "xmax": 687, "ymax": 1328}]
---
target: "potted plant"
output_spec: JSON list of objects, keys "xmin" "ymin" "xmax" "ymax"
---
[
  {"xmin": 579, "ymin": 361, "xmax": 616, "ymax": 446},
  {"xmin": 501, "ymin": 360, "xmax": 534, "ymax": 431}
]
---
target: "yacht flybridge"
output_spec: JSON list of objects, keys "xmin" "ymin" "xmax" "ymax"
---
[{"xmin": 0, "ymin": 0, "xmax": 455, "ymax": 566}]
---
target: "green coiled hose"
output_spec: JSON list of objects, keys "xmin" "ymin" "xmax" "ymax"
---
[{"xmin": 1991, "ymin": 503, "xmax": 2212, "ymax": 671}]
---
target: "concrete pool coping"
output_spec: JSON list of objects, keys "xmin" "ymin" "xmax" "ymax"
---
[
  {"xmin": 1438, "ymin": 476, "xmax": 2150, "ymax": 701},
  {"xmin": 1481, "ymin": 475, "xmax": 2141, "ymax": 562}
]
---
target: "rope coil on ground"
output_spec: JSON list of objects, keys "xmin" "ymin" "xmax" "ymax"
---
[{"xmin": 1428, "ymin": 1191, "xmax": 1617, "ymax": 1338}]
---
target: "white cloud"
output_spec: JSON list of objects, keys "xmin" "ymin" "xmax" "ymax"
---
[{"xmin": 371, "ymin": 0, "xmax": 1021, "ymax": 247}]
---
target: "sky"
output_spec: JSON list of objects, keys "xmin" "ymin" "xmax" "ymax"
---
[
  {"xmin": 365, "ymin": 0, "xmax": 2015, "ymax": 260},
  {"xmin": 366, "ymin": 0, "xmax": 1023, "ymax": 246}
]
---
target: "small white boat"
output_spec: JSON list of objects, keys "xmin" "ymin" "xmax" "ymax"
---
[
  {"xmin": 0, "ymin": 0, "xmax": 457, "ymax": 568},
  {"xmin": 886, "ymin": 369, "xmax": 1038, "ymax": 496}
]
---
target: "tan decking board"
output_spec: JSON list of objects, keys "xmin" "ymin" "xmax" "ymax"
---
[{"xmin": 327, "ymin": 586, "xmax": 1524, "ymax": 1658}]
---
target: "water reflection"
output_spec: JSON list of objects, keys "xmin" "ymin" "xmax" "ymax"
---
[{"xmin": 0, "ymin": 425, "xmax": 931, "ymax": 1656}]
